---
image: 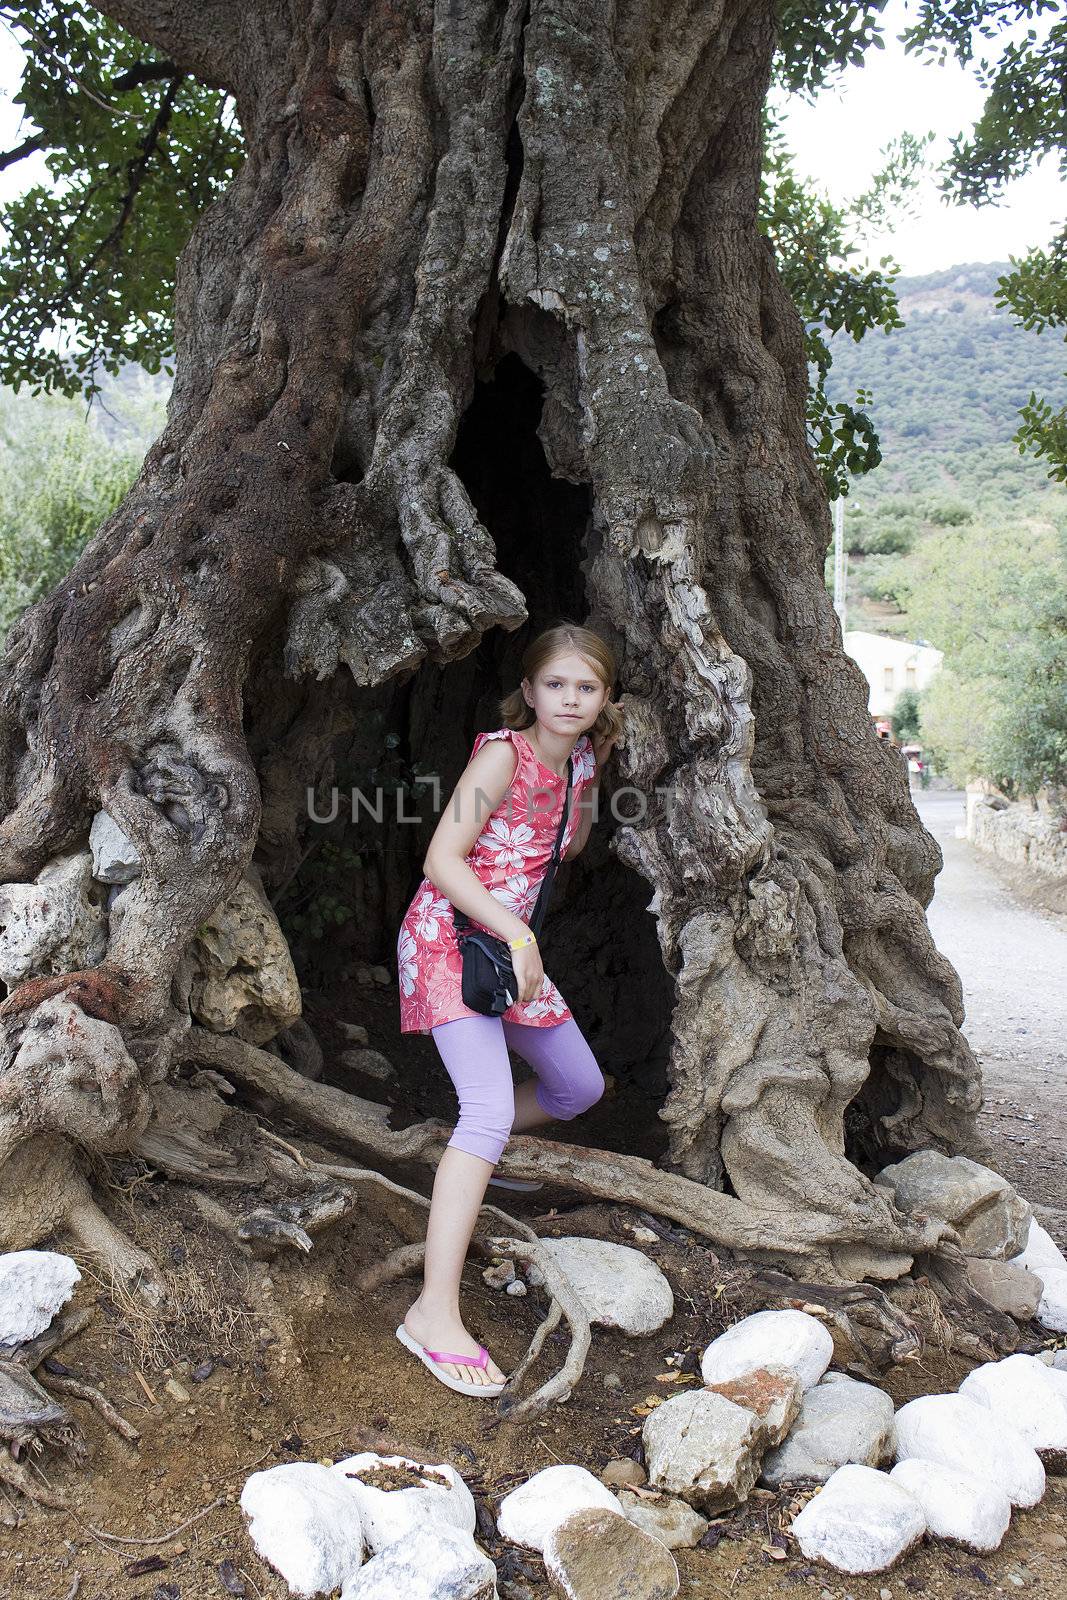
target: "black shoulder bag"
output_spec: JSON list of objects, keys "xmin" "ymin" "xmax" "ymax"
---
[{"xmin": 450, "ymin": 758, "xmax": 573, "ymax": 1015}]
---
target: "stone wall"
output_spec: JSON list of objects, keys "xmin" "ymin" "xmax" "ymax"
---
[{"xmin": 966, "ymin": 787, "xmax": 1067, "ymax": 881}]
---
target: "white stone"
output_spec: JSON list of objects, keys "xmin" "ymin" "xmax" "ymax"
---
[
  {"xmin": 700, "ymin": 1309, "xmax": 834, "ymax": 1392},
  {"xmin": 642, "ymin": 1388, "xmax": 763, "ymax": 1512},
  {"xmin": 496, "ymin": 1464, "xmax": 623, "ymax": 1553},
  {"xmin": 703, "ymin": 1364, "xmax": 804, "ymax": 1450},
  {"xmin": 240, "ymin": 1462, "xmax": 366, "ymax": 1597},
  {"xmin": 0, "ymin": 1250, "xmax": 81, "ymax": 1344},
  {"xmin": 893, "ymin": 1392, "xmax": 1044, "ymax": 1507},
  {"xmin": 340, "ymin": 1522, "xmax": 497, "ymax": 1599},
  {"xmin": 539, "ymin": 1237, "xmax": 674, "ymax": 1335},
  {"xmin": 0, "ymin": 850, "xmax": 107, "ymax": 985},
  {"xmin": 760, "ymin": 1374, "xmax": 896, "ymax": 1486},
  {"xmin": 188, "ymin": 867, "xmax": 302, "ymax": 1044},
  {"xmin": 889, "ymin": 1459, "xmax": 1011, "ymax": 1553},
  {"xmin": 1035, "ymin": 1266, "xmax": 1067, "ymax": 1333},
  {"xmin": 330, "ymin": 1453, "xmax": 475, "ymax": 1553},
  {"xmin": 1008, "ymin": 1218, "xmax": 1067, "ymax": 1276},
  {"xmin": 959, "ymin": 1354, "xmax": 1067, "ymax": 1455},
  {"xmin": 544, "ymin": 1506, "xmax": 681, "ymax": 1599},
  {"xmin": 873, "ymin": 1150, "xmax": 1030, "ymax": 1259},
  {"xmin": 791, "ymin": 1463, "xmax": 926, "ymax": 1574},
  {"xmin": 89, "ymin": 810, "xmax": 141, "ymax": 883},
  {"xmin": 616, "ymin": 1489, "xmax": 709, "ymax": 1549},
  {"xmin": 1045, "ymin": 1363, "xmax": 1067, "ymax": 1395}
]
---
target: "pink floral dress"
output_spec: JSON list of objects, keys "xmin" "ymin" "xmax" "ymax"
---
[{"xmin": 396, "ymin": 727, "xmax": 597, "ymax": 1034}]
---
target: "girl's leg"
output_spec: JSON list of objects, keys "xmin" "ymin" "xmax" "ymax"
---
[
  {"xmin": 403, "ymin": 1014, "xmax": 514, "ymax": 1386},
  {"xmin": 503, "ymin": 1017, "xmax": 606, "ymax": 1133}
]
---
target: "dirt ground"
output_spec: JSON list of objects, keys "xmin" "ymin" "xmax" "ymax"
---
[{"xmin": 3, "ymin": 862, "xmax": 1067, "ymax": 1599}]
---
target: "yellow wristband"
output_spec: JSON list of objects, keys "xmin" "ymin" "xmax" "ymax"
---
[{"xmin": 508, "ymin": 932, "xmax": 537, "ymax": 951}]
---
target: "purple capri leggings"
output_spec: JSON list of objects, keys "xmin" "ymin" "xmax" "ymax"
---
[{"xmin": 429, "ymin": 1014, "xmax": 606, "ymax": 1165}]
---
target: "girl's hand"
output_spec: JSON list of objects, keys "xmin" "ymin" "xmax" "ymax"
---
[
  {"xmin": 511, "ymin": 938, "xmax": 545, "ymax": 1004},
  {"xmin": 592, "ymin": 700, "xmax": 626, "ymax": 770}
]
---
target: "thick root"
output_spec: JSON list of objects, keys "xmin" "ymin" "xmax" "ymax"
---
[
  {"xmin": 37, "ymin": 1373, "xmax": 140, "ymax": 1444},
  {"xmin": 230, "ymin": 1135, "xmax": 593, "ymax": 1425},
  {"xmin": 65, "ymin": 1190, "xmax": 166, "ymax": 1306},
  {"xmin": 1, "ymin": 1308, "xmax": 94, "ymax": 1369},
  {"xmin": 180, "ymin": 1027, "xmax": 952, "ymax": 1282},
  {"xmin": 481, "ymin": 1235, "xmax": 593, "ymax": 1427},
  {"xmin": 0, "ymin": 1448, "xmax": 70, "ymax": 1507},
  {"xmin": 750, "ymin": 1269, "xmax": 925, "ymax": 1379},
  {"xmin": 892, "ymin": 1248, "xmax": 1022, "ymax": 1364}
]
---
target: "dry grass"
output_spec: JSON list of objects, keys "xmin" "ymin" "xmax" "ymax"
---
[
  {"xmin": 905, "ymin": 1278, "xmax": 956, "ymax": 1363},
  {"xmin": 71, "ymin": 1249, "xmax": 258, "ymax": 1376},
  {"xmin": 66, "ymin": 1153, "xmax": 260, "ymax": 1376}
]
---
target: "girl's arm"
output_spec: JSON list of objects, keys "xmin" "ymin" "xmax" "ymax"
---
[{"xmin": 422, "ymin": 741, "xmax": 534, "ymax": 944}]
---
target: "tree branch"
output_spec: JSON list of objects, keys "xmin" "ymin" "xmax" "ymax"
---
[
  {"xmin": 0, "ymin": 132, "xmax": 44, "ymax": 172},
  {"xmin": 111, "ymin": 59, "xmax": 181, "ymax": 93},
  {"xmin": 85, "ymin": 2, "xmax": 245, "ymax": 93}
]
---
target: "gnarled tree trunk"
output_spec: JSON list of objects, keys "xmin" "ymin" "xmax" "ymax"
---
[{"xmin": 0, "ymin": 0, "xmax": 980, "ymax": 1300}]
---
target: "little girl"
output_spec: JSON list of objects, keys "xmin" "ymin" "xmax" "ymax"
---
[{"xmin": 394, "ymin": 622, "xmax": 624, "ymax": 1398}]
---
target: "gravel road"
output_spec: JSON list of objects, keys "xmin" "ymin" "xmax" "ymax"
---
[{"xmin": 914, "ymin": 787, "xmax": 1067, "ymax": 1241}]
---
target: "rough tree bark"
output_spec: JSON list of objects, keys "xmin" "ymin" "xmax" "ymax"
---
[{"xmin": 0, "ymin": 0, "xmax": 981, "ymax": 1311}]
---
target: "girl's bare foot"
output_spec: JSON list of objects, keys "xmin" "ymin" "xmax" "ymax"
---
[{"xmin": 403, "ymin": 1296, "xmax": 507, "ymax": 1386}]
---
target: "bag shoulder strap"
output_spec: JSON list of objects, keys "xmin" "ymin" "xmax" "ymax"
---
[
  {"xmin": 527, "ymin": 758, "xmax": 573, "ymax": 939},
  {"xmin": 453, "ymin": 749, "xmax": 574, "ymax": 937}
]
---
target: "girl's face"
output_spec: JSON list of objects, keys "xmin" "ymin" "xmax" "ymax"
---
[{"xmin": 523, "ymin": 652, "xmax": 610, "ymax": 734}]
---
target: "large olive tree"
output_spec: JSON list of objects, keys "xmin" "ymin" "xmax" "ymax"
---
[{"xmin": 0, "ymin": 2, "xmax": 999, "ymax": 1455}]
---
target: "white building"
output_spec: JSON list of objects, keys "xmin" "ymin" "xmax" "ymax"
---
[{"xmin": 843, "ymin": 630, "xmax": 943, "ymax": 719}]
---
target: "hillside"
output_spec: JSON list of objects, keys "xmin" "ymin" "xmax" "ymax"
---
[{"xmin": 823, "ymin": 261, "xmax": 1067, "ymax": 509}]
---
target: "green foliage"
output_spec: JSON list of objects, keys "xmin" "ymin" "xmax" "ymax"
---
[
  {"xmin": 0, "ymin": 373, "xmax": 165, "ymax": 634},
  {"xmin": 824, "ymin": 263, "xmax": 1067, "ymax": 504},
  {"xmin": 917, "ymin": 668, "xmax": 1005, "ymax": 788},
  {"xmin": 274, "ymin": 737, "xmax": 429, "ymax": 968},
  {"xmin": 275, "ymin": 838, "xmax": 360, "ymax": 954},
  {"xmin": 893, "ymin": 515, "xmax": 1067, "ymax": 795},
  {"xmin": 925, "ymin": 498, "xmax": 974, "ymax": 525},
  {"xmin": 996, "ymin": 232, "xmax": 1067, "ymax": 481},
  {"xmin": 899, "ymin": 3, "xmax": 1067, "ymax": 476},
  {"xmin": 891, "ymin": 685, "xmax": 921, "ymax": 740},
  {"xmin": 758, "ymin": 109, "xmax": 932, "ymax": 495},
  {"xmin": 773, "ymin": 1, "xmax": 890, "ymax": 98},
  {"xmin": 853, "ymin": 550, "xmax": 910, "ymax": 603},
  {"xmin": 0, "ymin": 2, "xmax": 241, "ymax": 398},
  {"xmin": 845, "ymin": 503, "xmax": 921, "ymax": 553}
]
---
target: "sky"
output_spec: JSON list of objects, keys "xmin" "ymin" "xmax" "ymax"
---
[
  {"xmin": 0, "ymin": 3, "xmax": 1063, "ymax": 277},
  {"xmin": 768, "ymin": 0, "xmax": 1063, "ymax": 275}
]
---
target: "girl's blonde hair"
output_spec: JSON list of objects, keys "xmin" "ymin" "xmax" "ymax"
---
[{"xmin": 498, "ymin": 622, "xmax": 625, "ymax": 747}]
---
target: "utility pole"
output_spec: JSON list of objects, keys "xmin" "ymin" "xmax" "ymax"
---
[{"xmin": 833, "ymin": 495, "xmax": 847, "ymax": 632}]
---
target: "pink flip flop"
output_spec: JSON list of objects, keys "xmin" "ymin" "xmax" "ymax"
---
[{"xmin": 395, "ymin": 1323, "xmax": 507, "ymax": 1398}]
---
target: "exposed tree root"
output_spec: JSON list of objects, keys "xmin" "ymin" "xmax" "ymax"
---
[
  {"xmin": 0, "ymin": 1301, "xmax": 139, "ymax": 1505},
  {"xmin": 0, "ymin": 1357, "xmax": 87, "ymax": 1509},
  {"xmin": 0, "ymin": 1448, "xmax": 70, "ymax": 1508},
  {"xmin": 751, "ymin": 1269, "xmax": 926, "ymax": 1379},
  {"xmin": 481, "ymin": 1235, "xmax": 594, "ymax": 1426},
  {"xmin": 188, "ymin": 1131, "xmax": 592, "ymax": 1425},
  {"xmin": 0, "ymin": 1308, "xmax": 93, "ymax": 1369},
  {"xmin": 35, "ymin": 1373, "xmax": 141, "ymax": 1445},
  {"xmin": 893, "ymin": 1250, "xmax": 1023, "ymax": 1364},
  {"xmin": 177, "ymin": 1027, "xmax": 953, "ymax": 1282},
  {"xmin": 357, "ymin": 1240, "xmax": 429, "ymax": 1295}
]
